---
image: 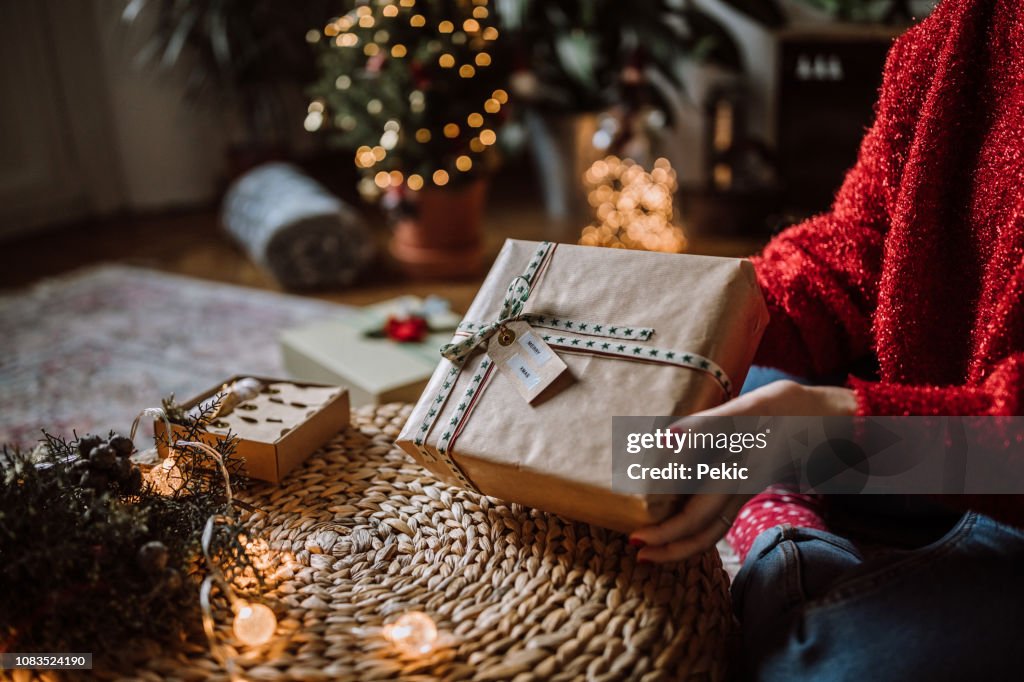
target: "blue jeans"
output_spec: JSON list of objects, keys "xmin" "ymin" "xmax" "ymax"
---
[{"xmin": 734, "ymin": 367, "xmax": 1024, "ymax": 680}]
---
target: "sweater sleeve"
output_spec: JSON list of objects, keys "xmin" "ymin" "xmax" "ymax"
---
[
  {"xmin": 750, "ymin": 36, "xmax": 911, "ymax": 379},
  {"xmin": 850, "ymin": 357, "xmax": 1024, "ymax": 529},
  {"xmin": 850, "ymin": 354, "xmax": 1024, "ymax": 416}
]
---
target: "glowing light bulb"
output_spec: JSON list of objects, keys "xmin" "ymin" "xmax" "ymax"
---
[
  {"xmin": 233, "ymin": 602, "xmax": 277, "ymax": 646},
  {"xmin": 159, "ymin": 456, "xmax": 183, "ymax": 490},
  {"xmin": 384, "ymin": 611, "xmax": 438, "ymax": 656}
]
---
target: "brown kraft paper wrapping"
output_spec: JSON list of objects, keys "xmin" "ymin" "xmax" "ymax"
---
[{"xmin": 396, "ymin": 240, "xmax": 769, "ymax": 533}]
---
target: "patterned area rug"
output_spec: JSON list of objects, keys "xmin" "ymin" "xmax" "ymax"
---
[{"xmin": 0, "ymin": 266, "xmax": 351, "ymax": 449}]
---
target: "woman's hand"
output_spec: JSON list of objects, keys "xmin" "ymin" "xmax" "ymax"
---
[
  {"xmin": 630, "ymin": 493, "xmax": 751, "ymax": 563},
  {"xmin": 697, "ymin": 380, "xmax": 858, "ymax": 417},
  {"xmin": 628, "ymin": 381, "xmax": 857, "ymax": 563}
]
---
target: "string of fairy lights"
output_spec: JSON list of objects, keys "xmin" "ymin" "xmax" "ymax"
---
[
  {"xmin": 130, "ymin": 407, "xmax": 278, "ymax": 678},
  {"xmin": 307, "ymin": 0, "xmax": 505, "ymax": 194},
  {"xmin": 130, "ymin": 401, "xmax": 443, "ymax": 675}
]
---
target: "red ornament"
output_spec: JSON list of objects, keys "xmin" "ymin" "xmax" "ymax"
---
[{"xmin": 384, "ymin": 315, "xmax": 429, "ymax": 343}]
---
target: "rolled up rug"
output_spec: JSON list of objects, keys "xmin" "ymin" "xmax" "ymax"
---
[{"xmin": 222, "ymin": 162, "xmax": 374, "ymax": 290}]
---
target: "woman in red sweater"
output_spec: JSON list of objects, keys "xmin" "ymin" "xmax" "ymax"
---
[{"xmin": 632, "ymin": 0, "xmax": 1024, "ymax": 678}]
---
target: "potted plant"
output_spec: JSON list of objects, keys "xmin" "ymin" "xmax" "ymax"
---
[
  {"xmin": 495, "ymin": 0, "xmax": 740, "ymax": 223},
  {"xmin": 308, "ymin": 0, "xmax": 508, "ymax": 279},
  {"xmin": 122, "ymin": 0, "xmax": 337, "ymax": 176}
]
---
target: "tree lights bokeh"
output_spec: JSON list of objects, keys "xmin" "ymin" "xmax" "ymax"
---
[
  {"xmin": 308, "ymin": 0, "xmax": 507, "ymax": 198},
  {"xmin": 579, "ymin": 156, "xmax": 687, "ymax": 253}
]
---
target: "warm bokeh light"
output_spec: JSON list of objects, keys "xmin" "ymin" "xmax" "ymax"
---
[
  {"xmin": 313, "ymin": 0, "xmax": 503, "ymax": 197},
  {"xmin": 232, "ymin": 602, "xmax": 277, "ymax": 647},
  {"xmin": 579, "ymin": 156, "xmax": 686, "ymax": 253},
  {"xmin": 383, "ymin": 611, "xmax": 439, "ymax": 657}
]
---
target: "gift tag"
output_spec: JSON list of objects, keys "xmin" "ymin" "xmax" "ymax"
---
[{"xmin": 487, "ymin": 320, "xmax": 567, "ymax": 402}]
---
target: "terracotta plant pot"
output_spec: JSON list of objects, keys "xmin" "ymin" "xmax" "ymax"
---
[{"xmin": 389, "ymin": 178, "xmax": 487, "ymax": 279}]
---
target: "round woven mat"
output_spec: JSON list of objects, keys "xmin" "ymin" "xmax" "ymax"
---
[{"xmin": 137, "ymin": 403, "xmax": 735, "ymax": 681}]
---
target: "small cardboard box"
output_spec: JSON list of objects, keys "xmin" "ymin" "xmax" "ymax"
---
[
  {"xmin": 280, "ymin": 297, "xmax": 459, "ymax": 406},
  {"xmin": 156, "ymin": 375, "xmax": 349, "ymax": 483}
]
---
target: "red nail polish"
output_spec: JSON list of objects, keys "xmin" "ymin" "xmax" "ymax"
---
[{"xmin": 628, "ymin": 537, "xmax": 646, "ymax": 548}]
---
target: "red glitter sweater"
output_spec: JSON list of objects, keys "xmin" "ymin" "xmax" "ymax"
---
[
  {"xmin": 750, "ymin": 0, "xmax": 1024, "ymax": 523},
  {"xmin": 752, "ymin": 0, "xmax": 1024, "ymax": 417}
]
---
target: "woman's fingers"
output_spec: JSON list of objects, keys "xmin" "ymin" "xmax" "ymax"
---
[
  {"xmin": 636, "ymin": 521, "xmax": 724, "ymax": 563},
  {"xmin": 631, "ymin": 494, "xmax": 751, "ymax": 564},
  {"xmin": 629, "ymin": 494, "xmax": 732, "ymax": 547}
]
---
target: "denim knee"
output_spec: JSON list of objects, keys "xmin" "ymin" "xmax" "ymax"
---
[{"xmin": 731, "ymin": 525, "xmax": 863, "ymax": 679}]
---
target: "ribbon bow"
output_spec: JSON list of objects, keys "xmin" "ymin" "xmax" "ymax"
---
[{"xmin": 440, "ymin": 275, "xmax": 532, "ymax": 363}]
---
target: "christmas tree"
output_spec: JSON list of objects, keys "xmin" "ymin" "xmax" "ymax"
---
[{"xmin": 308, "ymin": 0, "xmax": 508, "ymax": 198}]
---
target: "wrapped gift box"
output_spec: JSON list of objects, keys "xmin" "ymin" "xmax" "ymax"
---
[
  {"xmin": 280, "ymin": 297, "xmax": 461, "ymax": 406},
  {"xmin": 156, "ymin": 376, "xmax": 349, "ymax": 483},
  {"xmin": 396, "ymin": 240, "xmax": 769, "ymax": 532}
]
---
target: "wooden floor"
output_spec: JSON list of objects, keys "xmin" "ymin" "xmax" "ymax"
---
[{"xmin": 0, "ymin": 193, "xmax": 767, "ymax": 313}]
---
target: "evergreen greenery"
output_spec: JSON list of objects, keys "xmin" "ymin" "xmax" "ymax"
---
[{"xmin": 0, "ymin": 400, "xmax": 251, "ymax": 661}]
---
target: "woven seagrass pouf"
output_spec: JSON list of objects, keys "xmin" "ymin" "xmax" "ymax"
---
[{"xmin": 135, "ymin": 403, "xmax": 735, "ymax": 681}]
